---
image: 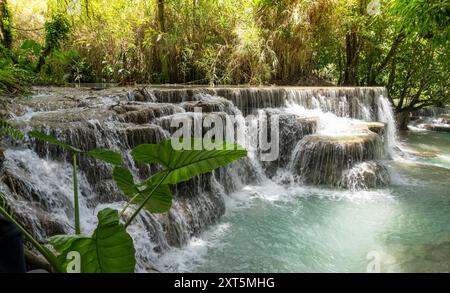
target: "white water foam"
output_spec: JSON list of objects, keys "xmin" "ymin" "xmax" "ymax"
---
[{"xmin": 377, "ymin": 96, "xmax": 399, "ymax": 157}]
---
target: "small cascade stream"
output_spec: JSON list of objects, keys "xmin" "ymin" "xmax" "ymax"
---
[{"xmin": 1, "ymin": 86, "xmax": 409, "ymax": 272}]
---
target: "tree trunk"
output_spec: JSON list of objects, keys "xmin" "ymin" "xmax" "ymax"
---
[
  {"xmin": 84, "ymin": 0, "xmax": 90, "ymax": 19},
  {"xmin": 396, "ymin": 111, "xmax": 410, "ymax": 131},
  {"xmin": 192, "ymin": 0, "xmax": 198, "ymax": 40},
  {"xmin": 35, "ymin": 46, "xmax": 51, "ymax": 73},
  {"xmin": 368, "ymin": 32, "xmax": 404, "ymax": 85},
  {"xmin": 343, "ymin": 32, "xmax": 359, "ymax": 85},
  {"xmin": 157, "ymin": 0, "xmax": 165, "ymax": 32},
  {"xmin": 0, "ymin": 0, "xmax": 13, "ymax": 49}
]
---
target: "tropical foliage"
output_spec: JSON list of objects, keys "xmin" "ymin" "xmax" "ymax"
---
[
  {"xmin": 1, "ymin": 0, "xmax": 448, "ymax": 124},
  {"xmin": 1, "ymin": 127, "xmax": 247, "ymax": 272},
  {"xmin": 0, "ymin": 119, "xmax": 23, "ymax": 139}
]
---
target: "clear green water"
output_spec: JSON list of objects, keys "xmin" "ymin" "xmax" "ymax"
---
[
  {"xmin": 398, "ymin": 131, "xmax": 450, "ymax": 169},
  {"xmin": 157, "ymin": 131, "xmax": 450, "ymax": 273}
]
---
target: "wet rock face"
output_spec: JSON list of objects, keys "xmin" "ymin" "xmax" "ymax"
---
[
  {"xmin": 423, "ymin": 124, "xmax": 450, "ymax": 133},
  {"xmin": 125, "ymin": 125, "xmax": 166, "ymax": 148},
  {"xmin": 181, "ymin": 96, "xmax": 237, "ymax": 114},
  {"xmin": 436, "ymin": 115, "xmax": 450, "ymax": 125},
  {"xmin": 25, "ymin": 249, "xmax": 52, "ymax": 272},
  {"xmin": 291, "ymin": 132, "xmax": 385, "ymax": 186},
  {"xmin": 262, "ymin": 111, "xmax": 317, "ymax": 176},
  {"xmin": 126, "ymin": 86, "xmax": 387, "ymax": 118},
  {"xmin": 365, "ymin": 122, "xmax": 386, "ymax": 137},
  {"xmin": 410, "ymin": 113, "xmax": 450, "ymax": 133},
  {"xmin": 112, "ymin": 103, "xmax": 184, "ymax": 124},
  {"xmin": 1, "ymin": 86, "xmax": 270, "ymax": 254},
  {"xmin": 422, "ymin": 115, "xmax": 450, "ymax": 133},
  {"xmin": 412, "ymin": 107, "xmax": 450, "ymax": 118},
  {"xmin": 339, "ymin": 161, "xmax": 390, "ymax": 190},
  {"xmin": 0, "ymin": 147, "xmax": 5, "ymax": 169}
]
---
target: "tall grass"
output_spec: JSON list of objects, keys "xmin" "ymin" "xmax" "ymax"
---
[{"xmin": 8, "ymin": 0, "xmax": 339, "ymax": 85}]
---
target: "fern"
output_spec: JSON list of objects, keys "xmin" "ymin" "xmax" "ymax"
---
[{"xmin": 0, "ymin": 119, "xmax": 24, "ymax": 140}]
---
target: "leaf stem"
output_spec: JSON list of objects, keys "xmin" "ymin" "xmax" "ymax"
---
[
  {"xmin": 0, "ymin": 206, "xmax": 63, "ymax": 273},
  {"xmin": 124, "ymin": 172, "xmax": 169, "ymax": 228},
  {"xmin": 119, "ymin": 192, "xmax": 139, "ymax": 218},
  {"xmin": 72, "ymin": 153, "xmax": 81, "ymax": 234}
]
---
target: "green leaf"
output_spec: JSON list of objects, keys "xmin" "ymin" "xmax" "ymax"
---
[
  {"xmin": 0, "ymin": 120, "xmax": 24, "ymax": 140},
  {"xmin": 29, "ymin": 130, "xmax": 82, "ymax": 153},
  {"xmin": 47, "ymin": 234, "xmax": 86, "ymax": 253},
  {"xmin": 49, "ymin": 208, "xmax": 136, "ymax": 273},
  {"xmin": 113, "ymin": 167, "xmax": 139, "ymax": 197},
  {"xmin": 86, "ymin": 149, "xmax": 122, "ymax": 165},
  {"xmin": 134, "ymin": 183, "xmax": 172, "ymax": 213},
  {"xmin": 113, "ymin": 167, "xmax": 172, "ymax": 213},
  {"xmin": 20, "ymin": 39, "xmax": 42, "ymax": 56},
  {"xmin": 125, "ymin": 139, "xmax": 246, "ymax": 226},
  {"xmin": 133, "ymin": 139, "xmax": 247, "ymax": 185},
  {"xmin": 131, "ymin": 143, "xmax": 170, "ymax": 167}
]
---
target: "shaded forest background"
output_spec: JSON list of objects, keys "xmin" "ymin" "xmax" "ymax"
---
[{"xmin": 0, "ymin": 0, "xmax": 449, "ymax": 127}]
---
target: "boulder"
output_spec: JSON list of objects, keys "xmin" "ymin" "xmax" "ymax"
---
[
  {"xmin": 181, "ymin": 97, "xmax": 236, "ymax": 114},
  {"xmin": 261, "ymin": 111, "xmax": 318, "ymax": 176},
  {"xmin": 112, "ymin": 102, "xmax": 183, "ymax": 124},
  {"xmin": 25, "ymin": 249, "xmax": 52, "ymax": 272},
  {"xmin": 291, "ymin": 132, "xmax": 385, "ymax": 186},
  {"xmin": 423, "ymin": 124, "xmax": 450, "ymax": 133},
  {"xmin": 125, "ymin": 125, "xmax": 166, "ymax": 148},
  {"xmin": 0, "ymin": 147, "xmax": 5, "ymax": 169}
]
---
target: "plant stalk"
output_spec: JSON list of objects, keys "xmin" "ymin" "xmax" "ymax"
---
[
  {"xmin": 125, "ymin": 172, "xmax": 169, "ymax": 228},
  {"xmin": 72, "ymin": 153, "xmax": 81, "ymax": 234},
  {"xmin": 119, "ymin": 192, "xmax": 140, "ymax": 218},
  {"xmin": 0, "ymin": 206, "xmax": 63, "ymax": 273}
]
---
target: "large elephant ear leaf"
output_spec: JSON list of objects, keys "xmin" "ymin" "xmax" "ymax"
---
[
  {"xmin": 86, "ymin": 149, "xmax": 122, "ymax": 165},
  {"xmin": 134, "ymin": 183, "xmax": 172, "ymax": 213},
  {"xmin": 113, "ymin": 167, "xmax": 172, "ymax": 213},
  {"xmin": 49, "ymin": 208, "xmax": 136, "ymax": 273},
  {"xmin": 131, "ymin": 142, "xmax": 171, "ymax": 167},
  {"xmin": 135, "ymin": 139, "xmax": 247, "ymax": 185},
  {"xmin": 113, "ymin": 167, "xmax": 139, "ymax": 197},
  {"xmin": 124, "ymin": 139, "xmax": 247, "ymax": 227},
  {"xmin": 29, "ymin": 130, "xmax": 82, "ymax": 153},
  {"xmin": 48, "ymin": 234, "xmax": 86, "ymax": 253}
]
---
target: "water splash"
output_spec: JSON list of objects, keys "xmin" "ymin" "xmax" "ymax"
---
[{"xmin": 377, "ymin": 95, "xmax": 398, "ymax": 157}]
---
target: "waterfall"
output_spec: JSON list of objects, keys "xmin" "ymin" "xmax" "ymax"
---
[
  {"xmin": 376, "ymin": 95, "xmax": 398, "ymax": 157},
  {"xmin": 0, "ymin": 86, "xmax": 398, "ymax": 272}
]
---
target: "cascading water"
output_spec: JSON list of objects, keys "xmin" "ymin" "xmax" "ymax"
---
[
  {"xmin": 407, "ymin": 106, "xmax": 450, "ymax": 133},
  {"xmin": 376, "ymin": 95, "xmax": 398, "ymax": 157},
  {"xmin": 0, "ymin": 86, "xmax": 399, "ymax": 272}
]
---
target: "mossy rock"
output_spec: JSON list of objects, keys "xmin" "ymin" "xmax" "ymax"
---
[
  {"xmin": 112, "ymin": 102, "xmax": 183, "ymax": 124},
  {"xmin": 25, "ymin": 249, "xmax": 52, "ymax": 272},
  {"xmin": 436, "ymin": 115, "xmax": 450, "ymax": 125},
  {"xmin": 365, "ymin": 122, "xmax": 386, "ymax": 136},
  {"xmin": 292, "ymin": 132, "xmax": 385, "ymax": 186},
  {"xmin": 181, "ymin": 97, "xmax": 235, "ymax": 114},
  {"xmin": 125, "ymin": 125, "xmax": 166, "ymax": 148},
  {"xmin": 262, "ymin": 112, "xmax": 318, "ymax": 176}
]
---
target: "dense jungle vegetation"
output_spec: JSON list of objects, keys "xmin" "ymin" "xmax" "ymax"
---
[{"xmin": 0, "ymin": 0, "xmax": 449, "ymax": 127}]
